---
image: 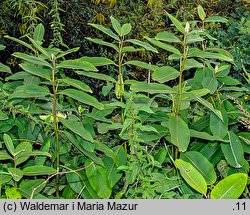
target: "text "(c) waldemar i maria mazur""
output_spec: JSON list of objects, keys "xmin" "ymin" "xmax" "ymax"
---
[{"xmin": 19, "ymin": 201, "xmax": 139, "ymax": 211}]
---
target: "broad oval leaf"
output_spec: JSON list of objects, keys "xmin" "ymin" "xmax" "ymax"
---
[
  {"xmin": 184, "ymin": 58, "xmax": 204, "ymax": 70},
  {"xmin": 33, "ymin": 23, "xmax": 45, "ymax": 43},
  {"xmin": 85, "ymin": 159, "xmax": 112, "ymax": 199},
  {"xmin": 175, "ymin": 159, "xmax": 207, "ymax": 195},
  {"xmin": 152, "ymin": 66, "xmax": 180, "ymax": 83},
  {"xmin": 19, "ymin": 179, "xmax": 46, "ymax": 198},
  {"xmin": 0, "ymin": 110, "xmax": 8, "ymax": 121},
  {"xmin": 121, "ymin": 23, "xmax": 132, "ymax": 36},
  {"xmin": 60, "ymin": 88, "xmax": 104, "ymax": 110},
  {"xmin": 169, "ymin": 116, "xmax": 190, "ymax": 152},
  {"xmin": 221, "ymin": 131, "xmax": 245, "ymax": 168},
  {"xmin": 210, "ymin": 173, "xmax": 247, "ymax": 199},
  {"xmin": 22, "ymin": 165, "xmax": 56, "ymax": 176},
  {"xmin": 110, "ymin": 16, "xmax": 122, "ymax": 36},
  {"xmin": 0, "ymin": 63, "xmax": 11, "ymax": 74},
  {"xmin": 0, "ymin": 151, "xmax": 12, "ymax": 161},
  {"xmin": 15, "ymin": 141, "xmax": 33, "ymax": 166},
  {"xmin": 60, "ymin": 118, "xmax": 94, "ymax": 143},
  {"xmin": 7, "ymin": 168, "xmax": 23, "ymax": 182},
  {"xmin": 197, "ymin": 5, "xmax": 206, "ymax": 20},
  {"xmin": 180, "ymin": 151, "xmax": 217, "ymax": 185}
]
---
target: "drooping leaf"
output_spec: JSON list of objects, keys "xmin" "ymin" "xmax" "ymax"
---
[
  {"xmin": 130, "ymin": 82, "xmax": 176, "ymax": 94},
  {"xmin": 57, "ymin": 59, "xmax": 98, "ymax": 71},
  {"xmin": 221, "ymin": 131, "xmax": 245, "ymax": 168},
  {"xmin": 79, "ymin": 56, "xmax": 116, "ymax": 66},
  {"xmin": 22, "ymin": 165, "xmax": 56, "ymax": 176},
  {"xmin": 0, "ymin": 63, "xmax": 11, "ymax": 74},
  {"xmin": 190, "ymin": 129, "xmax": 228, "ymax": 142},
  {"xmin": 169, "ymin": 116, "xmax": 190, "ymax": 152},
  {"xmin": 85, "ymin": 159, "xmax": 112, "ymax": 199},
  {"xmin": 0, "ymin": 151, "xmax": 12, "ymax": 161},
  {"xmin": 152, "ymin": 66, "xmax": 180, "ymax": 83},
  {"xmin": 60, "ymin": 118, "xmax": 94, "ymax": 143},
  {"xmin": 59, "ymin": 78, "xmax": 92, "ymax": 93},
  {"xmin": 14, "ymin": 141, "xmax": 32, "ymax": 166},
  {"xmin": 60, "ymin": 89, "xmax": 104, "ymax": 110},
  {"xmin": 180, "ymin": 151, "xmax": 217, "ymax": 185},
  {"xmin": 210, "ymin": 173, "xmax": 247, "ymax": 199},
  {"xmin": 76, "ymin": 70, "xmax": 116, "ymax": 83},
  {"xmin": 9, "ymin": 85, "xmax": 50, "ymax": 99},
  {"xmin": 86, "ymin": 37, "xmax": 119, "ymax": 52},
  {"xmin": 146, "ymin": 37, "xmax": 182, "ymax": 56},
  {"xmin": 204, "ymin": 16, "xmax": 228, "ymax": 23},
  {"xmin": 124, "ymin": 60, "xmax": 158, "ymax": 71},
  {"xmin": 20, "ymin": 62, "xmax": 51, "ymax": 81},
  {"xmin": 175, "ymin": 159, "xmax": 207, "ymax": 195},
  {"xmin": 126, "ymin": 39, "xmax": 158, "ymax": 53},
  {"xmin": 0, "ymin": 110, "xmax": 8, "ymax": 121},
  {"xmin": 88, "ymin": 23, "xmax": 119, "ymax": 41},
  {"xmin": 155, "ymin": 31, "xmax": 181, "ymax": 43},
  {"xmin": 4, "ymin": 35, "xmax": 35, "ymax": 52}
]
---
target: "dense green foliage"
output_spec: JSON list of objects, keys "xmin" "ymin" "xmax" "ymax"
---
[{"xmin": 0, "ymin": 0, "xmax": 249, "ymax": 199}]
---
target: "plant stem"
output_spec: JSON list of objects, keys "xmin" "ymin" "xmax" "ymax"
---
[{"xmin": 51, "ymin": 55, "xmax": 60, "ymax": 198}]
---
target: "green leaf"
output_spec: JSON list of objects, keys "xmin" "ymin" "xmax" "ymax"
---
[
  {"xmin": 221, "ymin": 131, "xmax": 245, "ymax": 168},
  {"xmin": 60, "ymin": 89, "xmax": 104, "ymax": 110},
  {"xmin": 97, "ymin": 123, "xmax": 123, "ymax": 134},
  {"xmin": 85, "ymin": 159, "xmax": 112, "ymax": 199},
  {"xmin": 188, "ymin": 48, "xmax": 233, "ymax": 62},
  {"xmin": 0, "ymin": 44, "xmax": 6, "ymax": 50},
  {"xmin": 187, "ymin": 32, "xmax": 204, "ymax": 44},
  {"xmin": 57, "ymin": 59, "xmax": 98, "ymax": 71},
  {"xmin": 146, "ymin": 37, "xmax": 182, "ymax": 56},
  {"xmin": 155, "ymin": 31, "xmax": 181, "ymax": 43},
  {"xmin": 33, "ymin": 24, "xmax": 45, "ymax": 43},
  {"xmin": 86, "ymin": 37, "xmax": 119, "ymax": 52},
  {"xmin": 197, "ymin": 5, "xmax": 206, "ymax": 20},
  {"xmin": 166, "ymin": 12, "xmax": 185, "ymax": 34},
  {"xmin": 175, "ymin": 159, "xmax": 207, "ymax": 195},
  {"xmin": 0, "ymin": 63, "xmax": 12, "ymax": 74},
  {"xmin": 180, "ymin": 151, "xmax": 217, "ymax": 185},
  {"xmin": 22, "ymin": 165, "xmax": 56, "ymax": 176},
  {"xmin": 124, "ymin": 60, "xmax": 159, "ymax": 71},
  {"xmin": 20, "ymin": 62, "xmax": 51, "ymax": 81},
  {"xmin": 9, "ymin": 85, "xmax": 50, "ymax": 99},
  {"xmin": 7, "ymin": 168, "xmax": 23, "ymax": 182},
  {"xmin": 110, "ymin": 16, "xmax": 122, "ymax": 36},
  {"xmin": 121, "ymin": 23, "xmax": 132, "ymax": 36},
  {"xmin": 60, "ymin": 78, "xmax": 92, "ymax": 93},
  {"xmin": 184, "ymin": 58, "xmax": 204, "ymax": 70},
  {"xmin": 4, "ymin": 35, "xmax": 35, "ymax": 52},
  {"xmin": 76, "ymin": 70, "xmax": 116, "ymax": 83},
  {"xmin": 204, "ymin": 16, "xmax": 228, "ymax": 23},
  {"xmin": 34, "ymin": 139, "xmax": 51, "ymax": 165},
  {"xmin": 192, "ymin": 95, "xmax": 224, "ymax": 121},
  {"xmin": 210, "ymin": 109, "xmax": 228, "ymax": 139},
  {"xmin": 130, "ymin": 82, "xmax": 176, "ymax": 94},
  {"xmin": 28, "ymin": 37, "xmax": 50, "ymax": 59},
  {"xmin": 210, "ymin": 173, "xmax": 247, "ymax": 199},
  {"xmin": 152, "ymin": 66, "xmax": 180, "ymax": 83},
  {"xmin": 218, "ymin": 76, "xmax": 242, "ymax": 86},
  {"xmin": 169, "ymin": 116, "xmax": 190, "ymax": 152},
  {"xmin": 60, "ymin": 118, "xmax": 94, "ymax": 143},
  {"xmin": 14, "ymin": 141, "xmax": 32, "ymax": 166},
  {"xmin": 56, "ymin": 47, "xmax": 80, "ymax": 59},
  {"xmin": 190, "ymin": 129, "xmax": 228, "ymax": 142},
  {"xmin": 79, "ymin": 56, "xmax": 116, "ymax": 66},
  {"xmin": 0, "ymin": 151, "xmax": 12, "ymax": 161},
  {"xmin": 3, "ymin": 134, "xmax": 15, "ymax": 156},
  {"xmin": 0, "ymin": 110, "xmax": 8, "ymax": 121},
  {"xmin": 95, "ymin": 141, "xmax": 117, "ymax": 162},
  {"xmin": 19, "ymin": 179, "xmax": 46, "ymax": 198},
  {"xmin": 126, "ymin": 39, "xmax": 158, "ymax": 53},
  {"xmin": 121, "ymin": 46, "xmax": 143, "ymax": 53},
  {"xmin": 88, "ymin": 23, "xmax": 119, "ymax": 41}
]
